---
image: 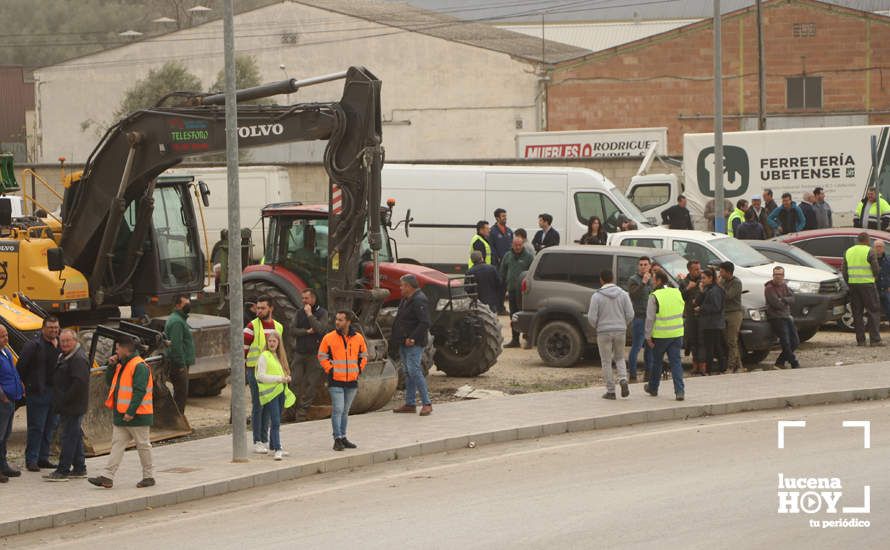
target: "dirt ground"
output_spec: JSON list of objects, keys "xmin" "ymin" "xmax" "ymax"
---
[{"xmin": 5, "ymin": 317, "xmax": 887, "ymax": 459}]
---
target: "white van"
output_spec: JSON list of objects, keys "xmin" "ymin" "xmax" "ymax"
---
[{"xmin": 382, "ymin": 164, "xmax": 652, "ymax": 272}]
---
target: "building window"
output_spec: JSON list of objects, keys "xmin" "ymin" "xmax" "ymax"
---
[
  {"xmin": 792, "ymin": 23, "xmax": 816, "ymax": 37},
  {"xmin": 786, "ymin": 76, "xmax": 822, "ymax": 109}
]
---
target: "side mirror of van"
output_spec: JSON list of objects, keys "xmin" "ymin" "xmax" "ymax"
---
[
  {"xmin": 47, "ymin": 247, "xmax": 65, "ymax": 272},
  {"xmin": 0, "ymin": 197, "xmax": 12, "ymax": 227},
  {"xmin": 198, "ymin": 180, "xmax": 210, "ymax": 207}
]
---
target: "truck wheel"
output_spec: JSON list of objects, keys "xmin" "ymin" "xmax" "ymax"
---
[
  {"xmin": 536, "ymin": 321, "xmax": 584, "ymax": 368},
  {"xmin": 376, "ymin": 307, "xmax": 434, "ymax": 388},
  {"xmin": 433, "ymin": 303, "xmax": 503, "ymax": 377}
]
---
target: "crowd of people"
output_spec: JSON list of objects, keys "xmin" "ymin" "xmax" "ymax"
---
[
  {"xmin": 585, "ymin": 257, "xmax": 803, "ymax": 402},
  {"xmin": 717, "ymin": 187, "xmax": 836, "ymax": 238}
]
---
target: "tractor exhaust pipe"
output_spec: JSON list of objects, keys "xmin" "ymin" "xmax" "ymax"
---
[{"xmin": 201, "ymin": 70, "xmax": 350, "ymax": 105}]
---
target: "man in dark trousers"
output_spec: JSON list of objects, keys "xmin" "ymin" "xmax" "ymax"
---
[
  {"xmin": 292, "ymin": 288, "xmax": 328, "ymax": 422},
  {"xmin": 799, "ymin": 192, "xmax": 818, "ymax": 231},
  {"xmin": 500, "ymin": 237, "xmax": 534, "ymax": 348},
  {"xmin": 392, "ymin": 275, "xmax": 433, "ymax": 416},
  {"xmin": 532, "ymin": 213, "xmax": 560, "ymax": 252},
  {"xmin": 17, "ymin": 316, "xmax": 60, "ymax": 472},
  {"xmin": 749, "ymin": 196, "xmax": 772, "ymax": 238},
  {"xmin": 661, "ymin": 195, "xmax": 694, "ymax": 229},
  {"xmin": 163, "ymin": 294, "xmax": 194, "ymax": 414},
  {"xmin": 469, "ymin": 220, "xmax": 492, "ymax": 266},
  {"xmin": 719, "ymin": 261, "xmax": 744, "ymax": 373},
  {"xmin": 467, "ymin": 251, "xmax": 502, "ymax": 314},
  {"xmin": 45, "ymin": 329, "xmax": 90, "ymax": 481},
  {"xmin": 764, "ymin": 267, "xmax": 800, "ymax": 369},
  {"xmin": 0, "ymin": 326, "xmax": 24, "ymax": 483},
  {"xmin": 843, "ymin": 232, "xmax": 883, "ymax": 347}
]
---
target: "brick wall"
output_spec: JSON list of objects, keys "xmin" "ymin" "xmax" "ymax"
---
[{"xmin": 548, "ymin": 0, "xmax": 890, "ymax": 155}]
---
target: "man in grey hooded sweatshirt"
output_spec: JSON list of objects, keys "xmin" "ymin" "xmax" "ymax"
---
[{"xmin": 587, "ymin": 269, "xmax": 635, "ymax": 400}]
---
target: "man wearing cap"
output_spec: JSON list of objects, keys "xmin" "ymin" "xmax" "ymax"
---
[
  {"xmin": 392, "ymin": 275, "xmax": 433, "ymax": 416},
  {"xmin": 89, "ymin": 337, "xmax": 155, "ymax": 489}
]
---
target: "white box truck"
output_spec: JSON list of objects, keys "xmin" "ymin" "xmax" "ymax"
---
[
  {"xmin": 626, "ymin": 125, "xmax": 890, "ymax": 228},
  {"xmin": 381, "ymin": 164, "xmax": 653, "ymax": 272}
]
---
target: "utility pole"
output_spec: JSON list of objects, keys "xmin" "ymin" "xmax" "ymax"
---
[
  {"xmin": 223, "ymin": 0, "xmax": 247, "ymax": 463},
  {"xmin": 714, "ymin": 0, "xmax": 725, "ymax": 234},
  {"xmin": 756, "ymin": 0, "xmax": 766, "ymax": 130}
]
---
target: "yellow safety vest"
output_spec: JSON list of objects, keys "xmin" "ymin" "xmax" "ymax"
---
[
  {"xmin": 727, "ymin": 208, "xmax": 745, "ymax": 237},
  {"xmin": 651, "ymin": 287, "xmax": 685, "ymax": 339},
  {"xmin": 855, "ymin": 196, "xmax": 890, "ymax": 222},
  {"xmin": 845, "ymin": 244, "xmax": 875, "ymax": 284},
  {"xmin": 256, "ymin": 350, "xmax": 296, "ymax": 408},
  {"xmin": 468, "ymin": 234, "xmax": 492, "ymax": 268},
  {"xmin": 246, "ymin": 317, "xmax": 284, "ymax": 368}
]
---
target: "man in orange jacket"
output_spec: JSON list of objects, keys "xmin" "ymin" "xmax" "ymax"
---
[
  {"xmin": 318, "ymin": 311, "xmax": 367, "ymax": 452},
  {"xmin": 89, "ymin": 337, "xmax": 155, "ymax": 489}
]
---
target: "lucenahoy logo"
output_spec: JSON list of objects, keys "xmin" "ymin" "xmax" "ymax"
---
[{"xmin": 696, "ymin": 145, "xmax": 750, "ymax": 198}]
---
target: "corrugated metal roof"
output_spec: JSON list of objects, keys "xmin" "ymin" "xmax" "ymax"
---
[
  {"xmin": 293, "ymin": 0, "xmax": 589, "ymax": 63},
  {"xmin": 497, "ymin": 19, "xmax": 700, "ymax": 54}
]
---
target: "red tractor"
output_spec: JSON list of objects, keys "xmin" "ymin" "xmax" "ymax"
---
[{"xmin": 242, "ymin": 201, "xmax": 503, "ymax": 415}]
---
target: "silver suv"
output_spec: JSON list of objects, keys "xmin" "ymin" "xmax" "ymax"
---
[{"xmin": 513, "ymin": 245, "xmax": 689, "ymax": 367}]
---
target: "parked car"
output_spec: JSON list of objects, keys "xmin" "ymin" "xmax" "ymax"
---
[
  {"xmin": 512, "ymin": 245, "xmax": 774, "ymax": 367},
  {"xmin": 775, "ymin": 228, "xmax": 890, "ymax": 270},
  {"xmin": 746, "ymin": 239, "xmax": 850, "ymax": 335},
  {"xmin": 608, "ymin": 229, "xmax": 847, "ymax": 343}
]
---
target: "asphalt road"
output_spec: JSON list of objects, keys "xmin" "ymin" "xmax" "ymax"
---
[{"xmin": 5, "ymin": 401, "xmax": 888, "ymax": 550}]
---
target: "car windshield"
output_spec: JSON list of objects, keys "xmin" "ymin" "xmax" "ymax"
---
[
  {"xmin": 787, "ymin": 246, "xmax": 837, "ymax": 273},
  {"xmin": 652, "ymin": 253, "xmax": 688, "ymax": 284},
  {"xmin": 610, "ymin": 191, "xmax": 652, "ymax": 227},
  {"xmin": 711, "ymin": 237, "xmax": 772, "ymax": 267}
]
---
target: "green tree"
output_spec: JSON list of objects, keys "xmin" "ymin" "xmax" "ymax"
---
[
  {"xmin": 209, "ymin": 54, "xmax": 264, "ymax": 93},
  {"xmin": 113, "ymin": 61, "xmax": 202, "ymax": 120}
]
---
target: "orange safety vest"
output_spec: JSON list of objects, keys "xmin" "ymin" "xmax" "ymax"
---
[
  {"xmin": 317, "ymin": 330, "xmax": 368, "ymax": 383},
  {"xmin": 104, "ymin": 356, "xmax": 154, "ymax": 415}
]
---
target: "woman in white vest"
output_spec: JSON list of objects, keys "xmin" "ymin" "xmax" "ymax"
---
[{"xmin": 255, "ymin": 332, "xmax": 296, "ymax": 460}]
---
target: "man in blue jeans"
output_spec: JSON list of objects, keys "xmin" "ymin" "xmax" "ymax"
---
[
  {"xmin": 17, "ymin": 317, "xmax": 60, "ymax": 471},
  {"xmin": 644, "ymin": 271, "xmax": 686, "ymax": 401},
  {"xmin": 44, "ymin": 329, "xmax": 90, "ymax": 481},
  {"xmin": 0, "ymin": 326, "xmax": 24, "ymax": 482},
  {"xmin": 391, "ymin": 275, "xmax": 433, "ymax": 416},
  {"xmin": 627, "ymin": 256, "xmax": 653, "ymax": 382},
  {"xmin": 318, "ymin": 311, "xmax": 367, "ymax": 451}
]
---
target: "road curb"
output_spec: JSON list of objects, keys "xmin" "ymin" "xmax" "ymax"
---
[{"xmin": 2, "ymin": 385, "xmax": 888, "ymax": 537}]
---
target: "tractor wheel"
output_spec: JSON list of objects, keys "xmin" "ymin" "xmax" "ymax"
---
[
  {"xmin": 376, "ymin": 307, "xmax": 434, "ymax": 388},
  {"xmin": 432, "ymin": 302, "xmax": 503, "ymax": 377}
]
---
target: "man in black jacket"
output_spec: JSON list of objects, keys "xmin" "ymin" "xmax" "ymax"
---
[
  {"xmin": 45, "ymin": 329, "xmax": 90, "ymax": 481},
  {"xmin": 17, "ymin": 317, "xmax": 60, "ymax": 472},
  {"xmin": 661, "ymin": 195, "xmax": 694, "ymax": 229},
  {"xmin": 532, "ymin": 213, "xmax": 560, "ymax": 252},
  {"xmin": 467, "ymin": 251, "xmax": 502, "ymax": 314},
  {"xmin": 292, "ymin": 288, "xmax": 329, "ymax": 422},
  {"xmin": 391, "ymin": 275, "xmax": 433, "ymax": 416}
]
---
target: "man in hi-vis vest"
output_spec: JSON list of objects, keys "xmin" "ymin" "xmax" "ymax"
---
[
  {"xmin": 644, "ymin": 271, "xmax": 686, "ymax": 401},
  {"xmin": 89, "ymin": 337, "xmax": 155, "ymax": 489},
  {"xmin": 843, "ymin": 232, "xmax": 883, "ymax": 347},
  {"xmin": 243, "ymin": 296, "xmax": 284, "ymax": 454}
]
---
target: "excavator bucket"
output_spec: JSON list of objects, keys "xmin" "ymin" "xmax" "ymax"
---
[
  {"xmin": 0, "ymin": 153, "xmax": 20, "ymax": 193},
  {"xmin": 80, "ymin": 323, "xmax": 191, "ymax": 456}
]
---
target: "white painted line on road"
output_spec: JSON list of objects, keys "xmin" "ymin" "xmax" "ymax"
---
[
  {"xmin": 777, "ymin": 420, "xmax": 806, "ymax": 449},
  {"xmin": 841, "ymin": 420, "xmax": 871, "ymax": 449}
]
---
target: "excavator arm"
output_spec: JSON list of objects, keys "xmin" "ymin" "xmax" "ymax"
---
[{"xmin": 60, "ymin": 66, "xmax": 383, "ymax": 314}]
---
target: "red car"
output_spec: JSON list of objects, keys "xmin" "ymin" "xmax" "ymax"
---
[{"xmin": 775, "ymin": 228, "xmax": 890, "ymax": 269}]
